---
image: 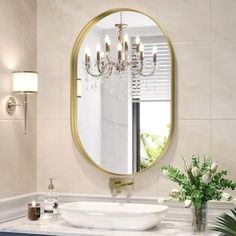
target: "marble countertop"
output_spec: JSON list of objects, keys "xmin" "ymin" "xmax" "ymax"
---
[{"xmin": 0, "ymin": 216, "xmax": 220, "ymax": 236}]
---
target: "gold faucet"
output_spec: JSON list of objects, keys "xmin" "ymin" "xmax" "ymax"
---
[{"xmin": 109, "ymin": 178, "xmax": 134, "ymax": 195}]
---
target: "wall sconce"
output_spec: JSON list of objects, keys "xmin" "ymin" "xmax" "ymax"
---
[{"xmin": 6, "ymin": 71, "xmax": 38, "ymax": 134}]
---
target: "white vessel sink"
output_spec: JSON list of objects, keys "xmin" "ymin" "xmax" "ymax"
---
[{"xmin": 59, "ymin": 201, "xmax": 168, "ymax": 231}]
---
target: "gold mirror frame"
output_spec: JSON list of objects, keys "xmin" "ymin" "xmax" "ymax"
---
[{"xmin": 71, "ymin": 8, "xmax": 175, "ymax": 176}]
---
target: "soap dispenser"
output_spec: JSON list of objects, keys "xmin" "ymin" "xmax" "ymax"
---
[{"xmin": 43, "ymin": 178, "xmax": 58, "ymax": 217}]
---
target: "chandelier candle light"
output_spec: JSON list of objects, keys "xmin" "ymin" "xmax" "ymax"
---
[{"xmin": 84, "ymin": 12, "xmax": 158, "ymax": 79}]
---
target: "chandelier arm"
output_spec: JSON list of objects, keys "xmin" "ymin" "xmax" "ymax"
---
[
  {"xmin": 100, "ymin": 62, "xmax": 114, "ymax": 78},
  {"xmin": 85, "ymin": 65, "xmax": 104, "ymax": 78},
  {"xmin": 104, "ymin": 62, "xmax": 113, "ymax": 71},
  {"xmin": 138, "ymin": 63, "xmax": 157, "ymax": 77},
  {"xmin": 121, "ymin": 54, "xmax": 129, "ymax": 68},
  {"xmin": 85, "ymin": 61, "xmax": 114, "ymax": 78},
  {"xmin": 128, "ymin": 61, "xmax": 144, "ymax": 77},
  {"xmin": 122, "ymin": 53, "xmax": 128, "ymax": 64},
  {"xmin": 103, "ymin": 63, "xmax": 114, "ymax": 79},
  {"xmin": 97, "ymin": 62, "xmax": 104, "ymax": 74},
  {"xmin": 105, "ymin": 54, "xmax": 112, "ymax": 64}
]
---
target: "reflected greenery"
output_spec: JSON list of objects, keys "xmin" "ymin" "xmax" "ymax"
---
[{"xmin": 140, "ymin": 132, "xmax": 168, "ymax": 170}]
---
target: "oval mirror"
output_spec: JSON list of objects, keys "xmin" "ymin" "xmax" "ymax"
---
[{"xmin": 71, "ymin": 9, "xmax": 174, "ymax": 175}]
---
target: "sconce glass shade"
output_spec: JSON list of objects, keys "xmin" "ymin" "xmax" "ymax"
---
[{"xmin": 12, "ymin": 71, "xmax": 38, "ymax": 94}]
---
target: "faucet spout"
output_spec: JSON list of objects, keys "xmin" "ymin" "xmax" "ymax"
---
[{"xmin": 109, "ymin": 178, "xmax": 134, "ymax": 196}]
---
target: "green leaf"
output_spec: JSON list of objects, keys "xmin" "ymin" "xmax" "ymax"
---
[
  {"xmin": 191, "ymin": 154, "xmax": 200, "ymax": 167},
  {"xmin": 231, "ymin": 208, "xmax": 236, "ymax": 218},
  {"xmin": 192, "ymin": 190, "xmax": 202, "ymax": 199},
  {"xmin": 211, "ymin": 226, "xmax": 236, "ymax": 236},
  {"xmin": 161, "ymin": 165, "xmax": 189, "ymax": 187},
  {"xmin": 211, "ymin": 208, "xmax": 236, "ymax": 236}
]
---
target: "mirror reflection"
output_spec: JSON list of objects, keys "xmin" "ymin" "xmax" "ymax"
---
[{"xmin": 76, "ymin": 10, "xmax": 173, "ymax": 175}]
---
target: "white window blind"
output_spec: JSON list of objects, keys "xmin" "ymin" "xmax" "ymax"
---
[{"xmin": 131, "ymin": 36, "xmax": 171, "ymax": 102}]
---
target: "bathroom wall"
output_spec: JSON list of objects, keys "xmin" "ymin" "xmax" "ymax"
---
[
  {"xmin": 37, "ymin": 0, "xmax": 236, "ymax": 196},
  {"xmin": 0, "ymin": 0, "xmax": 37, "ymax": 198}
]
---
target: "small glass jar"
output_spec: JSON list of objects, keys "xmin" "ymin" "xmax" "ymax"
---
[{"xmin": 28, "ymin": 202, "xmax": 40, "ymax": 221}]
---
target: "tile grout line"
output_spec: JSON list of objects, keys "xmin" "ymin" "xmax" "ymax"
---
[{"xmin": 209, "ymin": 0, "xmax": 212, "ymax": 156}]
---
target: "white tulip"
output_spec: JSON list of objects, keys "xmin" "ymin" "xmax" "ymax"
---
[
  {"xmin": 158, "ymin": 198, "xmax": 166, "ymax": 204},
  {"xmin": 162, "ymin": 169, "xmax": 170, "ymax": 179},
  {"xmin": 184, "ymin": 199, "xmax": 192, "ymax": 208},
  {"xmin": 222, "ymin": 192, "xmax": 232, "ymax": 201},
  {"xmin": 158, "ymin": 197, "xmax": 172, "ymax": 204},
  {"xmin": 191, "ymin": 167, "xmax": 200, "ymax": 177},
  {"xmin": 169, "ymin": 189, "xmax": 181, "ymax": 198},
  {"xmin": 186, "ymin": 163, "xmax": 192, "ymax": 172},
  {"xmin": 210, "ymin": 162, "xmax": 218, "ymax": 173},
  {"xmin": 162, "ymin": 169, "xmax": 169, "ymax": 176},
  {"xmin": 202, "ymin": 172, "xmax": 212, "ymax": 184}
]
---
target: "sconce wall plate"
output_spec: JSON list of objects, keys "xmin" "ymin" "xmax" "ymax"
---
[{"xmin": 6, "ymin": 96, "xmax": 16, "ymax": 115}]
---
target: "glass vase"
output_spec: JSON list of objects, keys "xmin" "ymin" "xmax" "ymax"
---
[{"xmin": 191, "ymin": 203, "xmax": 207, "ymax": 232}]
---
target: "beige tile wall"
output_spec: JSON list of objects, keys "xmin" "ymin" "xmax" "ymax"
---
[
  {"xmin": 0, "ymin": 0, "xmax": 37, "ymax": 198},
  {"xmin": 37, "ymin": 0, "xmax": 236, "ymax": 196}
]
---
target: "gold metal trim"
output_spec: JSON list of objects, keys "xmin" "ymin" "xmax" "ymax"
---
[
  {"xmin": 13, "ymin": 71, "xmax": 38, "ymax": 74},
  {"xmin": 13, "ymin": 91, "xmax": 38, "ymax": 94},
  {"xmin": 70, "ymin": 8, "xmax": 175, "ymax": 176}
]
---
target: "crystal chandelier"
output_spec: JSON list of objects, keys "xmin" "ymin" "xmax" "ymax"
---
[{"xmin": 84, "ymin": 12, "xmax": 158, "ymax": 79}]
